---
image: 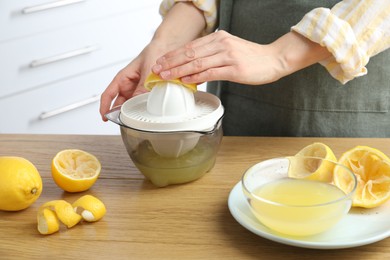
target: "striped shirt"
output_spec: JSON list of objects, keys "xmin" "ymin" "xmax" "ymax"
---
[{"xmin": 160, "ymin": 0, "xmax": 390, "ymax": 84}]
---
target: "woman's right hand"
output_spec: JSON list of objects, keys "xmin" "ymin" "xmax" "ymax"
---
[
  {"xmin": 99, "ymin": 41, "xmax": 168, "ymax": 121},
  {"xmin": 99, "ymin": 2, "xmax": 207, "ymax": 121}
]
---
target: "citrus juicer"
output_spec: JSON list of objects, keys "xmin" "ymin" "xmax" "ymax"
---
[
  {"xmin": 104, "ymin": 75, "xmax": 224, "ymax": 187},
  {"xmin": 121, "ymin": 81, "xmax": 198, "ymax": 158},
  {"xmin": 117, "ymin": 80, "xmax": 224, "ymax": 157}
]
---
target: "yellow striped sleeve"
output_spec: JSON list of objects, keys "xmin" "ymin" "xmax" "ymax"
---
[
  {"xmin": 291, "ymin": 0, "xmax": 390, "ymax": 84},
  {"xmin": 159, "ymin": 0, "xmax": 218, "ymax": 35}
]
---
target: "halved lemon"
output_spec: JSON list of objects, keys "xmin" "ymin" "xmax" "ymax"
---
[
  {"xmin": 290, "ymin": 142, "xmax": 337, "ymax": 182},
  {"xmin": 51, "ymin": 149, "xmax": 101, "ymax": 193},
  {"xmin": 73, "ymin": 195, "xmax": 106, "ymax": 222},
  {"xmin": 144, "ymin": 72, "xmax": 197, "ymax": 92},
  {"xmin": 295, "ymin": 142, "xmax": 337, "ymax": 161},
  {"xmin": 334, "ymin": 146, "xmax": 390, "ymax": 208}
]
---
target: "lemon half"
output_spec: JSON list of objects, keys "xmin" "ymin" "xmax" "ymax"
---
[
  {"xmin": 290, "ymin": 142, "xmax": 337, "ymax": 182},
  {"xmin": 51, "ymin": 149, "xmax": 101, "ymax": 193},
  {"xmin": 335, "ymin": 146, "xmax": 390, "ymax": 208}
]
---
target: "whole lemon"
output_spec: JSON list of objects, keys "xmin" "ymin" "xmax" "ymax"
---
[{"xmin": 0, "ymin": 156, "xmax": 43, "ymax": 211}]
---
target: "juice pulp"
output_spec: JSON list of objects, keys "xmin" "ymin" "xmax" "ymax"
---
[{"xmin": 249, "ymin": 178, "xmax": 351, "ymax": 236}]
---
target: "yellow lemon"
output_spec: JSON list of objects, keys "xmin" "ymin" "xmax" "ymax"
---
[
  {"xmin": 290, "ymin": 142, "xmax": 337, "ymax": 182},
  {"xmin": 51, "ymin": 149, "xmax": 101, "ymax": 192},
  {"xmin": 334, "ymin": 146, "xmax": 390, "ymax": 208},
  {"xmin": 144, "ymin": 72, "xmax": 197, "ymax": 92},
  {"xmin": 73, "ymin": 195, "xmax": 106, "ymax": 222},
  {"xmin": 40, "ymin": 200, "xmax": 82, "ymax": 228},
  {"xmin": 37, "ymin": 208, "xmax": 60, "ymax": 235},
  {"xmin": 0, "ymin": 156, "xmax": 42, "ymax": 211}
]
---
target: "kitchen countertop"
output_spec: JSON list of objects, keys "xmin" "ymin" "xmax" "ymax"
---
[{"xmin": 0, "ymin": 134, "xmax": 389, "ymax": 259}]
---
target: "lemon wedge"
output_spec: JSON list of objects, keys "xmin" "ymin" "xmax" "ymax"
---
[
  {"xmin": 144, "ymin": 72, "xmax": 197, "ymax": 92},
  {"xmin": 73, "ymin": 195, "xmax": 106, "ymax": 222}
]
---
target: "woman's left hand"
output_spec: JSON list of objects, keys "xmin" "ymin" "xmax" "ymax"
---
[{"xmin": 152, "ymin": 30, "xmax": 331, "ymax": 85}]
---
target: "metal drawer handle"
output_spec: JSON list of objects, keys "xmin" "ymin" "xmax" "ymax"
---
[
  {"xmin": 22, "ymin": 0, "xmax": 86, "ymax": 14},
  {"xmin": 30, "ymin": 45, "xmax": 99, "ymax": 68},
  {"xmin": 39, "ymin": 95, "xmax": 100, "ymax": 120}
]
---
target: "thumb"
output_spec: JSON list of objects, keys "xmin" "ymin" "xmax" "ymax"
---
[
  {"xmin": 132, "ymin": 73, "xmax": 150, "ymax": 96},
  {"xmin": 132, "ymin": 85, "xmax": 148, "ymax": 97}
]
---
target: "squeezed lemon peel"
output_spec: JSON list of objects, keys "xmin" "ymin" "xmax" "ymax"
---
[
  {"xmin": 40, "ymin": 200, "xmax": 82, "ymax": 228},
  {"xmin": 72, "ymin": 195, "xmax": 107, "ymax": 222},
  {"xmin": 291, "ymin": 142, "xmax": 337, "ymax": 182},
  {"xmin": 37, "ymin": 208, "xmax": 60, "ymax": 235},
  {"xmin": 335, "ymin": 146, "xmax": 390, "ymax": 208},
  {"xmin": 37, "ymin": 195, "xmax": 106, "ymax": 235}
]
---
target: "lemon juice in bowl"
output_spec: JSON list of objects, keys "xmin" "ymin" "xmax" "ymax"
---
[
  {"xmin": 127, "ymin": 132, "xmax": 221, "ymax": 187},
  {"xmin": 242, "ymin": 157, "xmax": 357, "ymax": 237}
]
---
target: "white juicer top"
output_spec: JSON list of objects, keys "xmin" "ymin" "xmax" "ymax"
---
[
  {"xmin": 120, "ymin": 82, "xmax": 224, "ymax": 133},
  {"xmin": 146, "ymin": 81, "xmax": 195, "ymax": 117},
  {"xmin": 119, "ymin": 81, "xmax": 224, "ymax": 158}
]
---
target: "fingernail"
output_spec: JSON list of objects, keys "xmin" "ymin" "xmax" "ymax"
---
[
  {"xmin": 152, "ymin": 64, "xmax": 162, "ymax": 73},
  {"xmin": 160, "ymin": 70, "xmax": 171, "ymax": 79}
]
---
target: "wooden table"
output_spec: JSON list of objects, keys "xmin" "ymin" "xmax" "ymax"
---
[{"xmin": 0, "ymin": 134, "xmax": 389, "ymax": 259}]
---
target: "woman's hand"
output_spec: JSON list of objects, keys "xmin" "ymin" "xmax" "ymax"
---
[
  {"xmin": 99, "ymin": 42, "xmax": 168, "ymax": 121},
  {"xmin": 99, "ymin": 2, "xmax": 207, "ymax": 121},
  {"xmin": 152, "ymin": 30, "xmax": 331, "ymax": 85}
]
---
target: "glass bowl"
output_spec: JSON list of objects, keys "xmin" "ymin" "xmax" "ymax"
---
[
  {"xmin": 120, "ymin": 119, "xmax": 223, "ymax": 187},
  {"xmin": 242, "ymin": 156, "xmax": 357, "ymax": 237}
]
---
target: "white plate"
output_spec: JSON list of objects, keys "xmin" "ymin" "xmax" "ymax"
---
[{"xmin": 228, "ymin": 181, "xmax": 390, "ymax": 249}]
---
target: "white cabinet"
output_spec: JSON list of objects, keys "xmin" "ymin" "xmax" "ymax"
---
[{"xmin": 0, "ymin": 0, "xmax": 162, "ymax": 134}]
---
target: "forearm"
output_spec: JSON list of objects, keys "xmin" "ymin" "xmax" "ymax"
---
[
  {"xmin": 272, "ymin": 31, "xmax": 332, "ymax": 77},
  {"xmin": 152, "ymin": 2, "xmax": 206, "ymax": 47},
  {"xmin": 292, "ymin": 1, "xmax": 390, "ymax": 84},
  {"xmin": 160, "ymin": 0, "xmax": 218, "ymax": 35}
]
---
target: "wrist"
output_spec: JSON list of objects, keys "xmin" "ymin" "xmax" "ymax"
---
[
  {"xmin": 152, "ymin": 2, "xmax": 206, "ymax": 46},
  {"xmin": 272, "ymin": 31, "xmax": 331, "ymax": 76}
]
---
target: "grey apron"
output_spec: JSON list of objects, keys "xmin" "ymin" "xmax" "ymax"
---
[{"xmin": 208, "ymin": 0, "xmax": 390, "ymax": 137}]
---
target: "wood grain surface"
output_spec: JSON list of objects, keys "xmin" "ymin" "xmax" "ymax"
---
[{"xmin": 0, "ymin": 134, "xmax": 389, "ymax": 259}]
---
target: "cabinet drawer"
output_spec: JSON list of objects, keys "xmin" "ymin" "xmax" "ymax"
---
[
  {"xmin": 0, "ymin": 0, "xmax": 161, "ymax": 42},
  {"xmin": 0, "ymin": 62, "xmax": 127, "ymax": 134},
  {"xmin": 0, "ymin": 9, "xmax": 161, "ymax": 98}
]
